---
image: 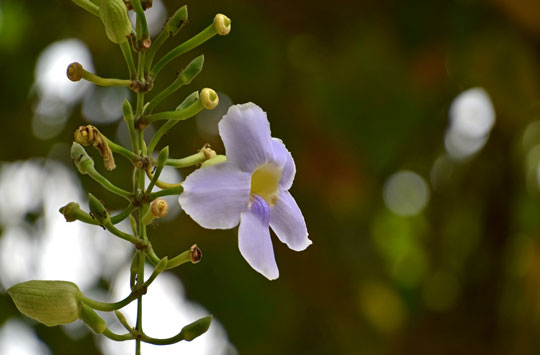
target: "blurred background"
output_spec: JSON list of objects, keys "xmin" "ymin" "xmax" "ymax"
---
[{"xmin": 1, "ymin": 0, "xmax": 540, "ymax": 354}]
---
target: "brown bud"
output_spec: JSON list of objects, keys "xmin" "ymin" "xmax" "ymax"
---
[
  {"xmin": 202, "ymin": 146, "xmax": 216, "ymax": 160},
  {"xmin": 74, "ymin": 125, "xmax": 116, "ymax": 171},
  {"xmin": 190, "ymin": 244, "xmax": 202, "ymax": 264},
  {"xmin": 151, "ymin": 199, "xmax": 169, "ymax": 218},
  {"xmin": 67, "ymin": 62, "xmax": 83, "ymax": 81}
]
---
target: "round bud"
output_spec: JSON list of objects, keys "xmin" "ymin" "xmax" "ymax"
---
[
  {"xmin": 59, "ymin": 202, "xmax": 81, "ymax": 222},
  {"xmin": 7, "ymin": 280, "xmax": 82, "ymax": 327},
  {"xmin": 67, "ymin": 62, "xmax": 83, "ymax": 81},
  {"xmin": 200, "ymin": 88, "xmax": 219, "ymax": 110},
  {"xmin": 214, "ymin": 14, "xmax": 231, "ymax": 36},
  {"xmin": 151, "ymin": 199, "xmax": 169, "ymax": 218}
]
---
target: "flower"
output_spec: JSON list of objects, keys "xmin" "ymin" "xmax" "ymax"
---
[{"xmin": 179, "ymin": 103, "xmax": 311, "ymax": 280}]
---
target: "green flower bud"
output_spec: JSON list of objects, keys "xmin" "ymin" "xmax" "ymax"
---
[
  {"xmin": 59, "ymin": 202, "xmax": 81, "ymax": 222},
  {"xmin": 99, "ymin": 0, "xmax": 133, "ymax": 44},
  {"xmin": 71, "ymin": 142, "xmax": 94, "ymax": 175},
  {"xmin": 180, "ymin": 315, "xmax": 213, "ymax": 341},
  {"xmin": 7, "ymin": 280, "xmax": 82, "ymax": 327},
  {"xmin": 200, "ymin": 88, "xmax": 219, "ymax": 110},
  {"xmin": 79, "ymin": 303, "xmax": 107, "ymax": 334},
  {"xmin": 157, "ymin": 146, "xmax": 169, "ymax": 167},
  {"xmin": 164, "ymin": 5, "xmax": 188, "ymax": 37},
  {"xmin": 179, "ymin": 55, "xmax": 204, "ymax": 85},
  {"xmin": 154, "ymin": 256, "xmax": 168, "ymax": 274},
  {"xmin": 201, "ymin": 155, "xmax": 226, "ymax": 168},
  {"xmin": 88, "ymin": 193, "xmax": 110, "ymax": 224},
  {"xmin": 176, "ymin": 91, "xmax": 199, "ymax": 111}
]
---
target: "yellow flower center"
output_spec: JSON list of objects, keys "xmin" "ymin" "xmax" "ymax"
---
[{"xmin": 250, "ymin": 163, "xmax": 282, "ymax": 206}]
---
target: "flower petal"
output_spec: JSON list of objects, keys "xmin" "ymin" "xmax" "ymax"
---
[
  {"xmin": 238, "ymin": 195, "xmax": 279, "ymax": 280},
  {"xmin": 270, "ymin": 190, "xmax": 311, "ymax": 251},
  {"xmin": 179, "ymin": 162, "xmax": 251, "ymax": 229},
  {"xmin": 219, "ymin": 103, "xmax": 274, "ymax": 173},
  {"xmin": 271, "ymin": 138, "xmax": 296, "ymax": 190}
]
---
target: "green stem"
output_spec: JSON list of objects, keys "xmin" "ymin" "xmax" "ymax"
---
[
  {"xmin": 81, "ymin": 69, "xmax": 132, "ymax": 87},
  {"xmin": 150, "ymin": 24, "xmax": 218, "ymax": 79},
  {"xmin": 120, "ymin": 41, "xmax": 137, "ymax": 80},
  {"xmin": 104, "ymin": 137, "xmax": 141, "ymax": 163},
  {"xmin": 104, "ymin": 221, "xmax": 141, "ymax": 245},
  {"xmin": 103, "ymin": 328, "xmax": 135, "ymax": 342},
  {"xmin": 141, "ymin": 99, "xmax": 205, "ymax": 125},
  {"xmin": 166, "ymin": 151, "xmax": 207, "ymax": 168},
  {"xmin": 110, "ymin": 204, "xmax": 137, "ymax": 224},
  {"xmin": 144, "ymin": 77, "xmax": 186, "ymax": 115},
  {"xmin": 144, "ymin": 31, "xmax": 168, "ymax": 74},
  {"xmin": 131, "ymin": 0, "xmax": 149, "ymax": 41},
  {"xmin": 140, "ymin": 332, "xmax": 186, "ymax": 345},
  {"xmin": 81, "ymin": 291, "xmax": 139, "ymax": 312},
  {"xmin": 87, "ymin": 166, "xmax": 132, "ymax": 200},
  {"xmin": 149, "ymin": 185, "xmax": 183, "ymax": 199},
  {"xmin": 147, "ymin": 120, "xmax": 178, "ymax": 156}
]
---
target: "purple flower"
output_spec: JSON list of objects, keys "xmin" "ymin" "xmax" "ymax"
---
[{"xmin": 179, "ymin": 103, "xmax": 311, "ymax": 280}]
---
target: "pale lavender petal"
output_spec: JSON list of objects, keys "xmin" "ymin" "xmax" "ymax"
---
[
  {"xmin": 238, "ymin": 194, "xmax": 279, "ymax": 280},
  {"xmin": 219, "ymin": 103, "xmax": 274, "ymax": 173},
  {"xmin": 270, "ymin": 190, "xmax": 311, "ymax": 251},
  {"xmin": 271, "ymin": 138, "xmax": 296, "ymax": 190},
  {"xmin": 179, "ymin": 162, "xmax": 251, "ymax": 229}
]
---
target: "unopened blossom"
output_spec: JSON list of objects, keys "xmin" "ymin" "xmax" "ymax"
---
[{"xmin": 179, "ymin": 103, "xmax": 311, "ymax": 280}]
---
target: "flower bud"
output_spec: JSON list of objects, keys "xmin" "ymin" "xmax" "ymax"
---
[
  {"xmin": 151, "ymin": 199, "xmax": 169, "ymax": 218},
  {"xmin": 157, "ymin": 146, "xmax": 169, "ymax": 167},
  {"xmin": 67, "ymin": 62, "xmax": 83, "ymax": 81},
  {"xmin": 200, "ymin": 88, "xmax": 219, "ymax": 110},
  {"xmin": 201, "ymin": 155, "xmax": 226, "ymax": 168},
  {"xmin": 176, "ymin": 91, "xmax": 199, "ymax": 111},
  {"xmin": 8, "ymin": 280, "xmax": 82, "ymax": 327},
  {"xmin": 180, "ymin": 55, "xmax": 204, "ymax": 85},
  {"xmin": 59, "ymin": 202, "xmax": 81, "ymax": 222},
  {"xmin": 99, "ymin": 0, "xmax": 133, "ymax": 44},
  {"xmin": 79, "ymin": 303, "xmax": 107, "ymax": 334},
  {"xmin": 88, "ymin": 193, "xmax": 110, "ymax": 224},
  {"xmin": 164, "ymin": 5, "xmax": 188, "ymax": 36},
  {"xmin": 180, "ymin": 315, "xmax": 213, "ymax": 341},
  {"xmin": 155, "ymin": 256, "xmax": 169, "ymax": 274},
  {"xmin": 189, "ymin": 244, "xmax": 202, "ymax": 264},
  {"xmin": 71, "ymin": 142, "xmax": 94, "ymax": 175},
  {"xmin": 213, "ymin": 14, "xmax": 231, "ymax": 36}
]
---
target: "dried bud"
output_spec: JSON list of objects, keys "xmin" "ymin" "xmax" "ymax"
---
[
  {"xmin": 100, "ymin": 0, "xmax": 133, "ymax": 44},
  {"xmin": 67, "ymin": 62, "xmax": 83, "ymax": 81},
  {"xmin": 202, "ymin": 146, "xmax": 216, "ymax": 160},
  {"xmin": 151, "ymin": 199, "xmax": 169, "ymax": 218},
  {"xmin": 189, "ymin": 244, "xmax": 202, "ymax": 264},
  {"xmin": 71, "ymin": 142, "xmax": 94, "ymax": 175},
  {"xmin": 180, "ymin": 315, "xmax": 213, "ymax": 341},
  {"xmin": 200, "ymin": 88, "xmax": 219, "ymax": 110},
  {"xmin": 164, "ymin": 5, "xmax": 188, "ymax": 36},
  {"xmin": 74, "ymin": 125, "xmax": 116, "ymax": 170},
  {"xmin": 213, "ymin": 14, "xmax": 231, "ymax": 36},
  {"xmin": 201, "ymin": 155, "xmax": 226, "ymax": 168},
  {"xmin": 8, "ymin": 280, "xmax": 82, "ymax": 327}
]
